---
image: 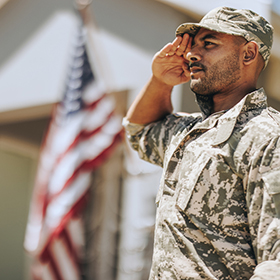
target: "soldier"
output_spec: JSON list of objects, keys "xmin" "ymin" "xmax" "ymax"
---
[{"xmin": 123, "ymin": 6, "xmax": 280, "ymax": 280}]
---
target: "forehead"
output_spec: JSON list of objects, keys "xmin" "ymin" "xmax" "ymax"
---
[{"xmin": 194, "ymin": 28, "xmax": 236, "ymax": 42}]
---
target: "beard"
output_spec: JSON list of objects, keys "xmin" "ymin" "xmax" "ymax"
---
[{"xmin": 190, "ymin": 52, "xmax": 241, "ymax": 96}]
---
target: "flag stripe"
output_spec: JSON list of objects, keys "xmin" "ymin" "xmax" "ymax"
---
[
  {"xmin": 60, "ymin": 228, "xmax": 80, "ymax": 269},
  {"xmin": 46, "ymin": 116, "xmax": 122, "ymax": 201},
  {"xmin": 41, "ymin": 248, "xmax": 63, "ymax": 280},
  {"xmin": 66, "ymin": 218, "xmax": 84, "ymax": 258},
  {"xmin": 50, "ymin": 236, "xmax": 80, "ymax": 280},
  {"xmin": 41, "ymin": 188, "xmax": 90, "ymax": 260},
  {"xmin": 49, "ymin": 129, "xmax": 122, "ymax": 202},
  {"xmin": 55, "ymin": 108, "xmax": 115, "ymax": 167}
]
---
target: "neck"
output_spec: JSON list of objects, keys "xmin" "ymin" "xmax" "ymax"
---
[
  {"xmin": 195, "ymin": 83, "xmax": 258, "ymax": 118},
  {"xmin": 212, "ymin": 83, "xmax": 257, "ymax": 113}
]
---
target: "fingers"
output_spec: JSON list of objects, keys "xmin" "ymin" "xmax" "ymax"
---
[
  {"xmin": 166, "ymin": 36, "xmax": 183, "ymax": 56},
  {"xmin": 167, "ymin": 33, "xmax": 192, "ymax": 57},
  {"xmin": 172, "ymin": 33, "xmax": 190, "ymax": 56},
  {"xmin": 185, "ymin": 34, "xmax": 192, "ymax": 58},
  {"xmin": 157, "ymin": 42, "xmax": 176, "ymax": 58},
  {"xmin": 186, "ymin": 33, "xmax": 192, "ymax": 51},
  {"xmin": 157, "ymin": 34, "xmax": 192, "ymax": 58}
]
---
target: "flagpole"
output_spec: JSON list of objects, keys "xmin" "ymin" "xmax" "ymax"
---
[
  {"xmin": 74, "ymin": 0, "xmax": 115, "ymax": 92},
  {"xmin": 74, "ymin": 0, "xmax": 94, "ymax": 26}
]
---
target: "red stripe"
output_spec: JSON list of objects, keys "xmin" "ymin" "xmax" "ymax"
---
[
  {"xmin": 83, "ymin": 94, "xmax": 105, "ymax": 111},
  {"xmin": 59, "ymin": 228, "xmax": 80, "ymax": 273},
  {"xmin": 46, "ymin": 129, "xmax": 123, "ymax": 205},
  {"xmin": 80, "ymin": 131, "xmax": 123, "ymax": 170},
  {"xmin": 66, "ymin": 130, "xmax": 123, "ymax": 183},
  {"xmin": 56, "ymin": 110, "xmax": 115, "ymax": 165},
  {"xmin": 40, "ymin": 247, "xmax": 63, "ymax": 280},
  {"xmin": 40, "ymin": 189, "xmax": 90, "ymax": 261}
]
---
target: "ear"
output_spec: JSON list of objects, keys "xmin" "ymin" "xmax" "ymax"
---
[{"xmin": 243, "ymin": 41, "xmax": 259, "ymax": 66}]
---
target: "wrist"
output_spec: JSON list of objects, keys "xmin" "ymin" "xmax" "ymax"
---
[{"xmin": 151, "ymin": 75, "xmax": 174, "ymax": 91}]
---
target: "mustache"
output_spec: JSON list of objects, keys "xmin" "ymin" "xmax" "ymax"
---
[{"xmin": 188, "ymin": 62, "xmax": 207, "ymax": 71}]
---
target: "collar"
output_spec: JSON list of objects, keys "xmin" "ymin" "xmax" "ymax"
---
[
  {"xmin": 212, "ymin": 88, "xmax": 267, "ymax": 146},
  {"xmin": 195, "ymin": 88, "xmax": 267, "ymax": 120},
  {"xmin": 165, "ymin": 89, "xmax": 267, "ymax": 166}
]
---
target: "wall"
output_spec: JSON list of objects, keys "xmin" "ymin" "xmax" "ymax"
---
[{"xmin": 0, "ymin": 137, "xmax": 39, "ymax": 280}]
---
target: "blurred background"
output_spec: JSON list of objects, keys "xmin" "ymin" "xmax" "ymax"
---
[{"xmin": 0, "ymin": 0, "xmax": 280, "ymax": 279}]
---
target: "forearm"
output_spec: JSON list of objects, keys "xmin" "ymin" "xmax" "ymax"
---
[{"xmin": 126, "ymin": 75, "xmax": 174, "ymax": 124}]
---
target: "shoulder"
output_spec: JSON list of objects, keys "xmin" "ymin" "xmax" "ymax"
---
[
  {"xmin": 244, "ymin": 107, "xmax": 280, "ymax": 134},
  {"xmin": 232, "ymin": 107, "xmax": 280, "ymax": 152},
  {"xmin": 240, "ymin": 107, "xmax": 280, "ymax": 154},
  {"xmin": 257, "ymin": 107, "xmax": 280, "ymax": 133},
  {"xmin": 267, "ymin": 107, "xmax": 280, "ymax": 127}
]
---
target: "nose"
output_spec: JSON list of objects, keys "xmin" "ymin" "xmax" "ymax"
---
[{"xmin": 185, "ymin": 48, "xmax": 201, "ymax": 62}]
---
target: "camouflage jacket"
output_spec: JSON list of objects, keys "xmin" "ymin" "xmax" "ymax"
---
[{"xmin": 124, "ymin": 88, "xmax": 280, "ymax": 280}]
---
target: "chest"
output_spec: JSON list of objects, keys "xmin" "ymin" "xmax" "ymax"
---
[{"xmin": 156, "ymin": 125, "xmax": 248, "ymax": 226}]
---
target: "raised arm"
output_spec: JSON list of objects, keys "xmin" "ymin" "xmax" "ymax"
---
[{"xmin": 125, "ymin": 34, "xmax": 192, "ymax": 125}]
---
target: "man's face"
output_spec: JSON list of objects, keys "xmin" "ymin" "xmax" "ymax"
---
[{"xmin": 185, "ymin": 28, "xmax": 244, "ymax": 96}]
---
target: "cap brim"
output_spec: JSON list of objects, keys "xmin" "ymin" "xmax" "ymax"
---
[
  {"xmin": 176, "ymin": 22, "xmax": 248, "ymax": 38},
  {"xmin": 175, "ymin": 23, "xmax": 201, "ymax": 37}
]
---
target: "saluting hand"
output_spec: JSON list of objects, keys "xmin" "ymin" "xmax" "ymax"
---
[{"xmin": 152, "ymin": 33, "xmax": 192, "ymax": 87}]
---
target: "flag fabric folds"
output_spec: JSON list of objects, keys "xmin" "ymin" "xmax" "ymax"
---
[{"xmin": 24, "ymin": 24, "xmax": 123, "ymax": 280}]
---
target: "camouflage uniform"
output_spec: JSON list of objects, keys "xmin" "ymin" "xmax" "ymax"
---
[{"xmin": 123, "ymin": 88, "xmax": 280, "ymax": 279}]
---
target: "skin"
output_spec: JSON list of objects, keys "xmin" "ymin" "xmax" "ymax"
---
[{"xmin": 126, "ymin": 28, "xmax": 265, "ymax": 124}]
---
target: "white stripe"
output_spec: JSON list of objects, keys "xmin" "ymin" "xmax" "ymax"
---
[
  {"xmin": 83, "ymin": 96, "xmax": 115, "ymax": 131},
  {"xmin": 66, "ymin": 218, "xmax": 85, "ymax": 258},
  {"xmin": 48, "ymin": 115, "xmax": 122, "ymax": 195},
  {"xmin": 30, "ymin": 178, "xmax": 88, "ymax": 255},
  {"xmin": 82, "ymin": 75, "xmax": 107, "ymax": 103},
  {"xmin": 46, "ymin": 173, "xmax": 90, "ymax": 229},
  {"xmin": 51, "ymin": 95, "xmax": 115, "ymax": 156},
  {"xmin": 41, "ymin": 262, "xmax": 56, "ymax": 280},
  {"xmin": 24, "ymin": 217, "xmax": 43, "ymax": 252},
  {"xmin": 50, "ymin": 238, "xmax": 80, "ymax": 280}
]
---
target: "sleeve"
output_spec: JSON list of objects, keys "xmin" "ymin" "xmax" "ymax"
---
[
  {"xmin": 246, "ymin": 136, "xmax": 280, "ymax": 279},
  {"xmin": 123, "ymin": 113, "xmax": 200, "ymax": 168}
]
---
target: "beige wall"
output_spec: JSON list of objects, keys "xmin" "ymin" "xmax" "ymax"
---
[{"xmin": 0, "ymin": 137, "xmax": 39, "ymax": 280}]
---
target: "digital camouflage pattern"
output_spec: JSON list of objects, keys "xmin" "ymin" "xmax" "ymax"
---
[
  {"xmin": 123, "ymin": 88, "xmax": 280, "ymax": 279},
  {"xmin": 175, "ymin": 7, "xmax": 273, "ymax": 68}
]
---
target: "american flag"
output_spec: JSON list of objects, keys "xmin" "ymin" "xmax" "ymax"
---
[{"xmin": 24, "ymin": 24, "xmax": 123, "ymax": 280}]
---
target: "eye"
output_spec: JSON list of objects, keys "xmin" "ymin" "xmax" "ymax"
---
[{"xmin": 204, "ymin": 41, "xmax": 215, "ymax": 47}]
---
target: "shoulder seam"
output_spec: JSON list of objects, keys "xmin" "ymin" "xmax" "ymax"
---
[{"xmin": 267, "ymin": 107, "xmax": 280, "ymax": 127}]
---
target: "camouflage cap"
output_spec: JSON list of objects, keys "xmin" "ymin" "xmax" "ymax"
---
[{"xmin": 176, "ymin": 7, "xmax": 274, "ymax": 68}]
